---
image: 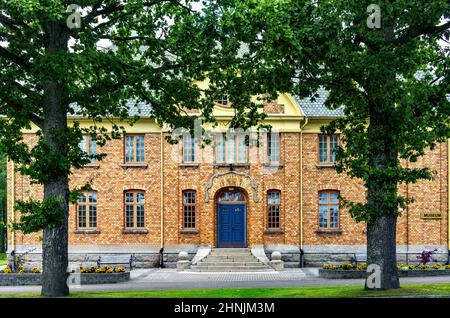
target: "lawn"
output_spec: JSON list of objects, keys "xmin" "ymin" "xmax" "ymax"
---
[
  {"xmin": 0, "ymin": 253, "xmax": 5, "ymax": 266},
  {"xmin": 3, "ymin": 284, "xmax": 450, "ymax": 298}
]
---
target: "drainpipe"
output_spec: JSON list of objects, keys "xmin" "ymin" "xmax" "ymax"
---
[
  {"xmin": 299, "ymin": 117, "xmax": 308, "ymax": 268},
  {"xmin": 447, "ymin": 139, "xmax": 450, "ymax": 265},
  {"xmin": 10, "ymin": 159, "xmax": 15, "ymax": 270},
  {"xmin": 160, "ymin": 129, "xmax": 165, "ymax": 268}
]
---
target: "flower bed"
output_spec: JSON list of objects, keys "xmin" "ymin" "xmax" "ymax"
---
[
  {"xmin": 0, "ymin": 265, "xmax": 130, "ymax": 286},
  {"xmin": 319, "ymin": 263, "xmax": 450, "ymax": 279}
]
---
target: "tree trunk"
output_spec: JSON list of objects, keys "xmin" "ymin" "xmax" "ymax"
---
[
  {"xmin": 366, "ymin": 214, "xmax": 400, "ymax": 290},
  {"xmin": 40, "ymin": 21, "xmax": 70, "ymax": 297},
  {"xmin": 365, "ymin": 71, "xmax": 400, "ymax": 290}
]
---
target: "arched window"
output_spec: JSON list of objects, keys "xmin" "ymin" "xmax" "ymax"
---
[
  {"xmin": 267, "ymin": 190, "xmax": 281, "ymax": 229},
  {"xmin": 77, "ymin": 191, "xmax": 97, "ymax": 229},
  {"xmin": 319, "ymin": 190, "xmax": 339, "ymax": 229},
  {"xmin": 183, "ymin": 190, "xmax": 196, "ymax": 229},
  {"xmin": 124, "ymin": 190, "xmax": 145, "ymax": 228},
  {"xmin": 218, "ymin": 191, "xmax": 245, "ymax": 203}
]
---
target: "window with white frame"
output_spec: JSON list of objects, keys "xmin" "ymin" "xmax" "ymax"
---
[
  {"xmin": 79, "ymin": 135, "xmax": 97, "ymax": 163},
  {"xmin": 215, "ymin": 133, "xmax": 248, "ymax": 163},
  {"xmin": 77, "ymin": 191, "xmax": 97, "ymax": 229},
  {"xmin": 267, "ymin": 132, "xmax": 280, "ymax": 162},
  {"xmin": 319, "ymin": 190, "xmax": 339, "ymax": 229},
  {"xmin": 183, "ymin": 133, "xmax": 195, "ymax": 163}
]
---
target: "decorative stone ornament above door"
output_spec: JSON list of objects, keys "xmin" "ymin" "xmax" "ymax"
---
[{"xmin": 204, "ymin": 171, "xmax": 258, "ymax": 203}]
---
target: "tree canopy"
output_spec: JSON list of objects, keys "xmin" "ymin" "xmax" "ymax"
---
[
  {"xmin": 0, "ymin": 0, "xmax": 270, "ymax": 296},
  {"xmin": 213, "ymin": 0, "xmax": 450, "ymax": 289}
]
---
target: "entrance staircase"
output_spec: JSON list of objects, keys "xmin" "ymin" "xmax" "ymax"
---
[{"xmin": 190, "ymin": 248, "xmax": 274, "ymax": 272}]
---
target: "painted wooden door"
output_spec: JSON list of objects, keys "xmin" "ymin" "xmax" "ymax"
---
[{"xmin": 217, "ymin": 204, "xmax": 246, "ymax": 248}]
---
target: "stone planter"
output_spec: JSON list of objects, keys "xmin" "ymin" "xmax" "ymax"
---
[
  {"xmin": 319, "ymin": 269, "xmax": 368, "ymax": 279},
  {"xmin": 319, "ymin": 269, "xmax": 450, "ymax": 279},
  {"xmin": 0, "ymin": 273, "xmax": 42, "ymax": 286},
  {"xmin": 0, "ymin": 272, "xmax": 130, "ymax": 286}
]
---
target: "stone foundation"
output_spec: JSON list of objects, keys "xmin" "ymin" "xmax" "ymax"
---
[{"xmin": 7, "ymin": 244, "xmax": 449, "ymax": 269}]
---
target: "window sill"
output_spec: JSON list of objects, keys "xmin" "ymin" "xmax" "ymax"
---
[
  {"xmin": 179, "ymin": 229, "xmax": 199, "ymax": 234},
  {"xmin": 315, "ymin": 229, "xmax": 342, "ymax": 235},
  {"xmin": 264, "ymin": 229, "xmax": 284, "ymax": 235},
  {"xmin": 263, "ymin": 163, "xmax": 284, "ymax": 169},
  {"xmin": 74, "ymin": 230, "xmax": 100, "ymax": 234},
  {"xmin": 81, "ymin": 164, "xmax": 100, "ymax": 169},
  {"xmin": 214, "ymin": 163, "xmax": 250, "ymax": 169},
  {"xmin": 316, "ymin": 163, "xmax": 336, "ymax": 169},
  {"xmin": 120, "ymin": 163, "xmax": 148, "ymax": 168},
  {"xmin": 179, "ymin": 163, "xmax": 199, "ymax": 168},
  {"xmin": 122, "ymin": 229, "xmax": 149, "ymax": 234}
]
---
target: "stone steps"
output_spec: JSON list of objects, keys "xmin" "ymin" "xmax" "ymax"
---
[
  {"xmin": 195, "ymin": 262, "xmax": 263, "ymax": 267},
  {"xmin": 189, "ymin": 248, "xmax": 273, "ymax": 272},
  {"xmin": 204, "ymin": 256, "xmax": 257, "ymax": 262},
  {"xmin": 190, "ymin": 266, "xmax": 274, "ymax": 272}
]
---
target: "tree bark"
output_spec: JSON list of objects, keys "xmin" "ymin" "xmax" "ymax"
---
[
  {"xmin": 366, "ymin": 214, "xmax": 400, "ymax": 290},
  {"xmin": 40, "ymin": 21, "xmax": 70, "ymax": 297},
  {"xmin": 364, "ymin": 76, "xmax": 400, "ymax": 290}
]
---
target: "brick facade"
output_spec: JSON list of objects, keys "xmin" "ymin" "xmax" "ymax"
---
[{"xmin": 6, "ymin": 122, "xmax": 449, "ymax": 268}]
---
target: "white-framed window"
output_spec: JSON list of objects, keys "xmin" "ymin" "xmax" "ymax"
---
[
  {"xmin": 79, "ymin": 135, "xmax": 97, "ymax": 163},
  {"xmin": 267, "ymin": 133, "xmax": 280, "ymax": 162},
  {"xmin": 77, "ymin": 191, "xmax": 97, "ymax": 229},
  {"xmin": 125, "ymin": 135, "xmax": 145, "ymax": 163},
  {"xmin": 183, "ymin": 133, "xmax": 195, "ymax": 163},
  {"xmin": 319, "ymin": 190, "xmax": 339, "ymax": 229},
  {"xmin": 215, "ymin": 133, "xmax": 248, "ymax": 163}
]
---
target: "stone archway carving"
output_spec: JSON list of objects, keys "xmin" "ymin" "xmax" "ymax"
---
[{"xmin": 205, "ymin": 171, "xmax": 258, "ymax": 203}]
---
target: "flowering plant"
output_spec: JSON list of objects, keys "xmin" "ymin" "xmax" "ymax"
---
[{"xmin": 417, "ymin": 249, "xmax": 438, "ymax": 265}]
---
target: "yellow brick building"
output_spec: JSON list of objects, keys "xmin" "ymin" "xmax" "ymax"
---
[{"xmin": 6, "ymin": 91, "xmax": 449, "ymax": 268}]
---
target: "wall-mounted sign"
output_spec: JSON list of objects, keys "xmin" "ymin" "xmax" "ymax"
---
[{"xmin": 420, "ymin": 212, "xmax": 443, "ymax": 220}]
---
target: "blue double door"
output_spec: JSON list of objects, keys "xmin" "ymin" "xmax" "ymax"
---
[{"xmin": 217, "ymin": 204, "xmax": 246, "ymax": 248}]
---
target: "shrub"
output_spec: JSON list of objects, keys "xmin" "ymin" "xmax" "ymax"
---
[
  {"xmin": 80, "ymin": 265, "xmax": 122, "ymax": 273},
  {"xmin": 95, "ymin": 266, "xmax": 112, "ymax": 273},
  {"xmin": 31, "ymin": 267, "xmax": 40, "ymax": 273},
  {"xmin": 339, "ymin": 263, "xmax": 357, "ymax": 270},
  {"xmin": 323, "ymin": 264, "xmax": 337, "ymax": 270},
  {"xmin": 357, "ymin": 263, "xmax": 367, "ymax": 271},
  {"xmin": 420, "ymin": 264, "xmax": 431, "ymax": 270},
  {"xmin": 434, "ymin": 263, "xmax": 442, "ymax": 270},
  {"xmin": 17, "ymin": 265, "xmax": 25, "ymax": 274},
  {"xmin": 445, "ymin": 265, "xmax": 450, "ymax": 270},
  {"xmin": 417, "ymin": 249, "xmax": 438, "ymax": 265},
  {"xmin": 3, "ymin": 266, "xmax": 11, "ymax": 273},
  {"xmin": 79, "ymin": 266, "xmax": 97, "ymax": 273}
]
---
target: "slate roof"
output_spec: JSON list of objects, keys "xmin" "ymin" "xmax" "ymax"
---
[
  {"xmin": 69, "ymin": 100, "xmax": 153, "ymax": 118},
  {"xmin": 295, "ymin": 87, "xmax": 344, "ymax": 118}
]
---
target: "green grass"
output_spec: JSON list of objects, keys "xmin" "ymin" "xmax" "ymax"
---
[
  {"xmin": 3, "ymin": 283, "xmax": 450, "ymax": 298},
  {"xmin": 0, "ymin": 253, "xmax": 6, "ymax": 266}
]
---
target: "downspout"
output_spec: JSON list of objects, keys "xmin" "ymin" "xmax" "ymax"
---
[
  {"xmin": 160, "ymin": 129, "xmax": 165, "ymax": 268},
  {"xmin": 299, "ymin": 117, "xmax": 308, "ymax": 268},
  {"xmin": 10, "ymin": 159, "xmax": 15, "ymax": 269},
  {"xmin": 447, "ymin": 139, "xmax": 450, "ymax": 264}
]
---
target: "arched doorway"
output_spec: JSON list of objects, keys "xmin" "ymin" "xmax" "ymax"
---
[{"xmin": 215, "ymin": 187, "xmax": 247, "ymax": 248}]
